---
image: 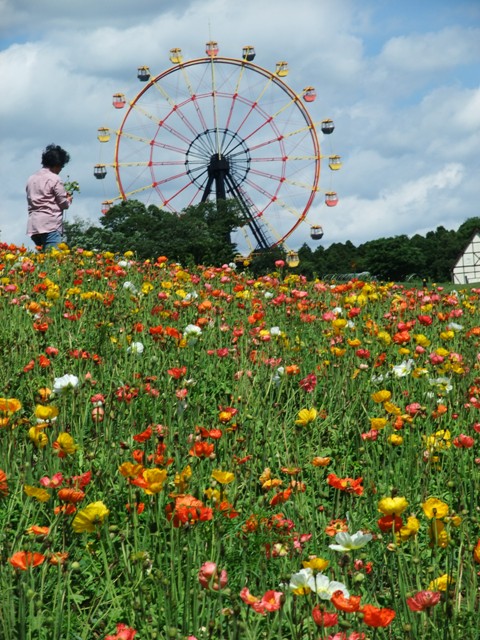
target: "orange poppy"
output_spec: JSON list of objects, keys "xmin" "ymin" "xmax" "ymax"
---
[
  {"xmin": 285, "ymin": 365, "xmax": 300, "ymax": 375},
  {"xmin": 54, "ymin": 503, "xmax": 77, "ymax": 516},
  {"xmin": 473, "ymin": 539, "xmax": 480, "ymax": 563},
  {"xmin": 325, "ymin": 518, "xmax": 349, "ymax": 537},
  {"xmin": 189, "ymin": 441, "xmax": 215, "ymax": 458},
  {"xmin": 269, "ymin": 488, "xmax": 292, "ymax": 506},
  {"xmin": 331, "ymin": 590, "xmax": 362, "ymax": 612},
  {"xmin": 165, "ymin": 494, "xmax": 213, "ymax": 527},
  {"xmin": 9, "ymin": 551, "xmax": 46, "ymax": 570},
  {"xmin": 0, "ymin": 469, "xmax": 8, "ymax": 497},
  {"xmin": 48, "ymin": 552, "xmax": 69, "ymax": 566},
  {"xmin": 25, "ymin": 525, "xmax": 50, "ymax": 536},
  {"xmin": 58, "ymin": 488, "xmax": 86, "ymax": 503}
]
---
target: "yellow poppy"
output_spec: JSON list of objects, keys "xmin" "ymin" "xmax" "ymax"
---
[
  {"xmin": 377, "ymin": 496, "xmax": 409, "ymax": 515},
  {"xmin": 396, "ymin": 516, "xmax": 420, "ymax": 543},
  {"xmin": 0, "ymin": 397, "xmax": 22, "ymax": 414},
  {"xmin": 295, "ymin": 408, "xmax": 318, "ymax": 426},
  {"xmin": 377, "ymin": 331, "xmax": 392, "ymax": 345},
  {"xmin": 140, "ymin": 468, "xmax": 168, "ymax": 494},
  {"xmin": 428, "ymin": 520, "xmax": 450, "ymax": 548},
  {"xmin": 54, "ymin": 432, "xmax": 78, "ymax": 456},
  {"xmin": 24, "ymin": 485, "xmax": 50, "ymax": 502},
  {"xmin": 383, "ymin": 401, "xmax": 401, "ymax": 415},
  {"xmin": 371, "ymin": 390, "xmax": 391, "ymax": 403},
  {"xmin": 370, "ymin": 417, "xmax": 388, "ymax": 430},
  {"xmin": 118, "ymin": 462, "xmax": 144, "ymax": 478},
  {"xmin": 28, "ymin": 426, "xmax": 48, "ymax": 448},
  {"xmin": 428, "ymin": 574, "xmax": 454, "ymax": 592},
  {"xmin": 72, "ymin": 502, "xmax": 109, "ymax": 533},
  {"xmin": 34, "ymin": 404, "xmax": 59, "ymax": 421},
  {"xmin": 302, "ymin": 557, "xmax": 329, "ymax": 571},
  {"xmin": 422, "ymin": 497, "xmax": 449, "ymax": 519},
  {"xmin": 211, "ymin": 470, "xmax": 235, "ymax": 485}
]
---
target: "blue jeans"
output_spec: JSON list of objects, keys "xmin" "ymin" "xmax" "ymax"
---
[{"xmin": 31, "ymin": 230, "xmax": 63, "ymax": 251}]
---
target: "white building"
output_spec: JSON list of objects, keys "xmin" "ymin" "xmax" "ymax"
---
[{"xmin": 452, "ymin": 232, "xmax": 480, "ymax": 284}]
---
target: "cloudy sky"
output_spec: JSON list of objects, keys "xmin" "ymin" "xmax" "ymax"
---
[{"xmin": 1, "ymin": 0, "xmax": 479, "ymax": 253}]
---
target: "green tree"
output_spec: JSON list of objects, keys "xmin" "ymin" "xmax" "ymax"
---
[
  {"xmin": 321, "ymin": 240, "xmax": 359, "ymax": 277},
  {"xmin": 361, "ymin": 235, "xmax": 426, "ymax": 281},
  {"xmin": 64, "ymin": 199, "xmax": 244, "ymax": 265}
]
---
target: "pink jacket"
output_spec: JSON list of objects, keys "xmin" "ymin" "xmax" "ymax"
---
[{"xmin": 26, "ymin": 167, "xmax": 70, "ymax": 234}]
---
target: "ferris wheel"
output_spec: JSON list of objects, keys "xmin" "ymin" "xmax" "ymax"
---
[{"xmin": 95, "ymin": 42, "xmax": 341, "ymax": 255}]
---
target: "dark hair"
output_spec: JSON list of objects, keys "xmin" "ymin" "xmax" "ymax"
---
[{"xmin": 41, "ymin": 144, "xmax": 70, "ymax": 169}]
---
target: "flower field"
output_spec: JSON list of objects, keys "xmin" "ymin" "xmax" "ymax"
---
[{"xmin": 0, "ymin": 243, "xmax": 479, "ymax": 640}]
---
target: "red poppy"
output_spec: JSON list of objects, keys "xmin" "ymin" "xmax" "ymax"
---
[
  {"xmin": 104, "ymin": 623, "xmax": 137, "ymax": 640},
  {"xmin": 38, "ymin": 355, "xmax": 51, "ymax": 368},
  {"xmin": 452, "ymin": 434, "xmax": 475, "ymax": 448},
  {"xmin": 149, "ymin": 325, "xmax": 164, "ymax": 339},
  {"xmin": 392, "ymin": 331, "xmax": 410, "ymax": 344},
  {"xmin": 299, "ymin": 373, "xmax": 317, "ymax": 392},
  {"xmin": 33, "ymin": 321, "xmax": 49, "ymax": 333},
  {"xmin": 70, "ymin": 470, "xmax": 92, "ymax": 489},
  {"xmin": 417, "ymin": 315, "xmax": 433, "ymax": 326},
  {"xmin": 406, "ymin": 590, "xmax": 441, "ymax": 612},
  {"xmin": 126, "ymin": 502, "xmax": 145, "ymax": 514},
  {"xmin": 197, "ymin": 426, "xmax": 222, "ymax": 439},
  {"xmin": 132, "ymin": 425, "xmax": 153, "ymax": 443},
  {"xmin": 361, "ymin": 604, "xmax": 396, "ymax": 627},
  {"xmin": 312, "ymin": 605, "xmax": 338, "ymax": 627},
  {"xmin": 327, "ymin": 473, "xmax": 364, "ymax": 496},
  {"xmin": 377, "ymin": 514, "xmax": 403, "ymax": 533},
  {"xmin": 165, "ymin": 327, "xmax": 182, "ymax": 340},
  {"xmin": 48, "ymin": 552, "xmax": 69, "ymax": 566},
  {"xmin": 167, "ymin": 366, "xmax": 187, "ymax": 379},
  {"xmin": 216, "ymin": 501, "xmax": 240, "ymax": 519}
]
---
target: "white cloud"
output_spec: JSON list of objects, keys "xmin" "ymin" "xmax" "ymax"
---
[{"xmin": 381, "ymin": 27, "xmax": 480, "ymax": 73}]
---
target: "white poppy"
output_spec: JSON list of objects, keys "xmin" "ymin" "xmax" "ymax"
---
[
  {"xmin": 53, "ymin": 374, "xmax": 79, "ymax": 394},
  {"xmin": 329, "ymin": 530, "xmax": 372, "ymax": 552},
  {"xmin": 314, "ymin": 573, "xmax": 349, "ymax": 600},
  {"xmin": 127, "ymin": 341, "xmax": 144, "ymax": 356},
  {"xmin": 286, "ymin": 568, "xmax": 316, "ymax": 595}
]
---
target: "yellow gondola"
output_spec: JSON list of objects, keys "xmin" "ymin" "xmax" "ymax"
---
[
  {"xmin": 169, "ymin": 48, "xmax": 183, "ymax": 64},
  {"xmin": 97, "ymin": 127, "xmax": 111, "ymax": 143},
  {"xmin": 275, "ymin": 61, "xmax": 289, "ymax": 77}
]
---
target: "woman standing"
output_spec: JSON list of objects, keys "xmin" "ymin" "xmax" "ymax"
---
[{"xmin": 26, "ymin": 144, "xmax": 72, "ymax": 251}]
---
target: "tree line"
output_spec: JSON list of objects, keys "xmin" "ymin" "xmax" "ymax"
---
[{"xmin": 64, "ymin": 199, "xmax": 480, "ymax": 281}]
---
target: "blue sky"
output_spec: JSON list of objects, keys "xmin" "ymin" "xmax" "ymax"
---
[{"xmin": 1, "ymin": 0, "xmax": 479, "ymax": 253}]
